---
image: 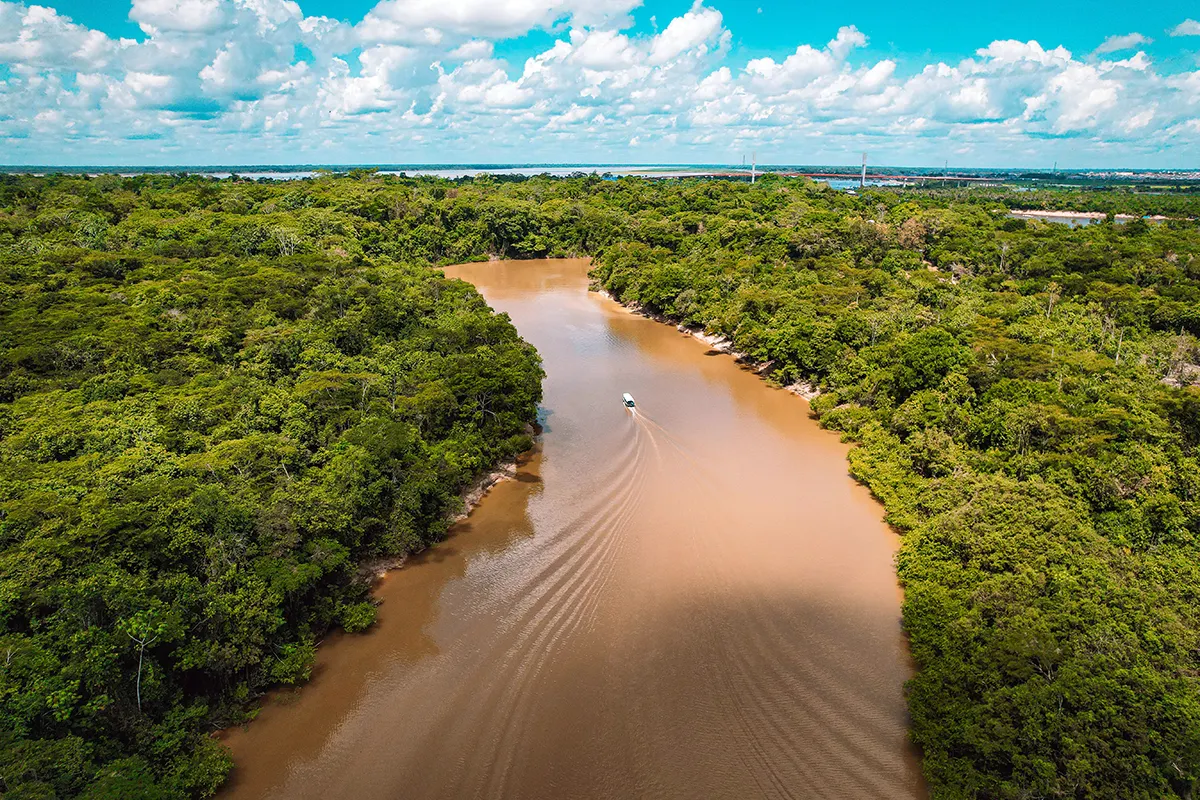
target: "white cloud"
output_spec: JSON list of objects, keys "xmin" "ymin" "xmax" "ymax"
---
[
  {"xmin": 1042, "ymin": 63, "xmax": 1120, "ymax": 131},
  {"xmin": 827, "ymin": 25, "xmax": 867, "ymax": 61},
  {"xmin": 545, "ymin": 103, "xmax": 593, "ymax": 127},
  {"xmin": 694, "ymin": 66, "xmax": 731, "ymax": 100},
  {"xmin": 568, "ymin": 29, "xmax": 637, "ymax": 69},
  {"xmin": 124, "ymin": 70, "xmax": 172, "ymax": 98},
  {"xmin": 1096, "ymin": 32, "xmax": 1151, "ymax": 53},
  {"xmin": 1099, "ymin": 51, "xmax": 1151, "ymax": 73},
  {"xmin": 0, "ymin": 0, "xmax": 1197, "ymax": 166},
  {"xmin": 1170, "ymin": 19, "xmax": 1200, "ymax": 37},
  {"xmin": 130, "ymin": 0, "xmax": 231, "ymax": 34},
  {"xmin": 0, "ymin": 4, "xmax": 126, "ymax": 70},
  {"xmin": 449, "ymin": 39, "xmax": 492, "ymax": 60},
  {"xmin": 859, "ymin": 59, "xmax": 895, "ymax": 90},
  {"xmin": 359, "ymin": 0, "xmax": 641, "ymax": 43},
  {"xmin": 976, "ymin": 40, "xmax": 1071, "ymax": 66},
  {"xmin": 743, "ymin": 25, "xmax": 869, "ymax": 98},
  {"xmin": 648, "ymin": 4, "xmax": 723, "ymax": 65},
  {"xmin": 1122, "ymin": 106, "xmax": 1155, "ymax": 131}
]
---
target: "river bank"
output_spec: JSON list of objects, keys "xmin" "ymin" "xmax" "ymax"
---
[
  {"xmin": 360, "ymin": 419, "xmax": 542, "ymax": 581},
  {"xmin": 355, "ymin": 450, "xmax": 530, "ymax": 581},
  {"xmin": 594, "ymin": 286, "xmax": 822, "ymax": 401},
  {"xmin": 1007, "ymin": 209, "xmax": 1175, "ymax": 224},
  {"xmin": 218, "ymin": 258, "xmax": 923, "ymax": 800}
]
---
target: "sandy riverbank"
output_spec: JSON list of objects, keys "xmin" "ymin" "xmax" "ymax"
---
[{"xmin": 1008, "ymin": 209, "xmax": 1171, "ymax": 222}]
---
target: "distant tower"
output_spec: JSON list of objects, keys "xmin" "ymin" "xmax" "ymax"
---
[
  {"xmin": 860, "ymin": 153, "xmax": 867, "ymax": 188},
  {"xmin": 751, "ymin": 152, "xmax": 756, "ymax": 184}
]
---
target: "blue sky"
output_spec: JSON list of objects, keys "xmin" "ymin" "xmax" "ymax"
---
[{"xmin": 1, "ymin": 0, "xmax": 1198, "ymax": 167}]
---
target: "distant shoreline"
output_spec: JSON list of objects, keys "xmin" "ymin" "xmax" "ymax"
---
[
  {"xmin": 1007, "ymin": 209, "xmax": 1173, "ymax": 222},
  {"xmin": 2, "ymin": 163, "xmax": 1198, "ymax": 181}
]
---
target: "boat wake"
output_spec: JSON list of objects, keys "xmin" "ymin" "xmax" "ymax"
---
[{"xmin": 222, "ymin": 260, "xmax": 924, "ymax": 800}]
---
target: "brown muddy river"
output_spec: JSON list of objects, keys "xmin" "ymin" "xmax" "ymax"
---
[{"xmin": 219, "ymin": 258, "xmax": 925, "ymax": 799}]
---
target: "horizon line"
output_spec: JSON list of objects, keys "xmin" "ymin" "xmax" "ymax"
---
[{"xmin": 2, "ymin": 163, "xmax": 1198, "ymax": 174}]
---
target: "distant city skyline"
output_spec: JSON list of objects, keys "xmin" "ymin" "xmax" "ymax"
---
[{"xmin": 1, "ymin": 0, "xmax": 1198, "ymax": 167}]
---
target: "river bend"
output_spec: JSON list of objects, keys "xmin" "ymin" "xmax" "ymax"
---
[{"xmin": 219, "ymin": 258, "xmax": 925, "ymax": 799}]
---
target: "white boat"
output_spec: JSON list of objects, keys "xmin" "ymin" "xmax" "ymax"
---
[{"xmin": 622, "ymin": 393, "xmax": 636, "ymax": 408}]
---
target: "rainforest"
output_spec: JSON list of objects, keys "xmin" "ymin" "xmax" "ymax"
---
[{"xmin": 2, "ymin": 171, "xmax": 1199, "ymax": 799}]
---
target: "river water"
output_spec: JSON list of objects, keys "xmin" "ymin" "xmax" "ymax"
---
[{"xmin": 219, "ymin": 258, "xmax": 925, "ymax": 799}]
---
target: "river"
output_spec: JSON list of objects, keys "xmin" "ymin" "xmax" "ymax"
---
[{"xmin": 218, "ymin": 258, "xmax": 925, "ymax": 799}]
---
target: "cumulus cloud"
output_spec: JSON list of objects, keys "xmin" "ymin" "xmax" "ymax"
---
[
  {"xmin": 1096, "ymin": 32, "xmax": 1151, "ymax": 53},
  {"xmin": 0, "ymin": 0, "xmax": 1197, "ymax": 165},
  {"xmin": 744, "ymin": 26, "xmax": 867, "ymax": 92},
  {"xmin": 1170, "ymin": 19, "xmax": 1200, "ymax": 37},
  {"xmin": 449, "ymin": 39, "xmax": 493, "ymax": 60},
  {"xmin": 976, "ymin": 40, "xmax": 1071, "ymax": 66},
  {"xmin": 0, "ymin": 4, "xmax": 127, "ymax": 70},
  {"xmin": 826, "ymin": 25, "xmax": 866, "ymax": 60},
  {"xmin": 1041, "ymin": 64, "xmax": 1119, "ymax": 132},
  {"xmin": 648, "ymin": 3, "xmax": 723, "ymax": 65},
  {"xmin": 358, "ymin": 0, "xmax": 640, "ymax": 43},
  {"xmin": 130, "ymin": 0, "xmax": 233, "ymax": 35}
]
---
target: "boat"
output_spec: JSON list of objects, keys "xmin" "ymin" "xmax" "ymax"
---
[{"xmin": 622, "ymin": 393, "xmax": 636, "ymax": 408}]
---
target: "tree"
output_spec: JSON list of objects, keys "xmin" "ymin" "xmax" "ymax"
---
[{"xmin": 893, "ymin": 328, "xmax": 972, "ymax": 398}]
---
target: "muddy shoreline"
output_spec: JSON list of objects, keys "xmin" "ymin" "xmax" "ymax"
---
[
  {"xmin": 594, "ymin": 286, "xmax": 821, "ymax": 401},
  {"xmin": 218, "ymin": 258, "xmax": 924, "ymax": 800},
  {"xmin": 357, "ymin": 428, "xmax": 537, "ymax": 582}
]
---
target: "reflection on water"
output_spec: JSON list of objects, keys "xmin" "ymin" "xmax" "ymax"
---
[{"xmin": 218, "ymin": 258, "xmax": 926, "ymax": 799}]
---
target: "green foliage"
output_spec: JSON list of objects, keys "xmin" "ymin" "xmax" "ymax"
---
[
  {"xmin": 3, "ymin": 171, "xmax": 1200, "ymax": 798},
  {"xmin": 336, "ymin": 602, "xmax": 377, "ymax": 633},
  {"xmin": 586, "ymin": 177, "xmax": 1200, "ymax": 798},
  {"xmin": 0, "ymin": 173, "xmax": 544, "ymax": 797},
  {"xmin": 894, "ymin": 328, "xmax": 972, "ymax": 398}
]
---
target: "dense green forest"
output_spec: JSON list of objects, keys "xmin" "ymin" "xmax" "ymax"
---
[
  {"xmin": 0, "ymin": 173, "xmax": 545, "ymax": 798},
  {"xmin": 587, "ymin": 181, "xmax": 1200, "ymax": 798},
  {"xmin": 1, "ymin": 171, "xmax": 1199, "ymax": 798}
]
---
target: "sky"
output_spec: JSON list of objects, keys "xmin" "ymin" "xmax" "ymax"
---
[{"xmin": 1, "ymin": 0, "xmax": 1198, "ymax": 167}]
